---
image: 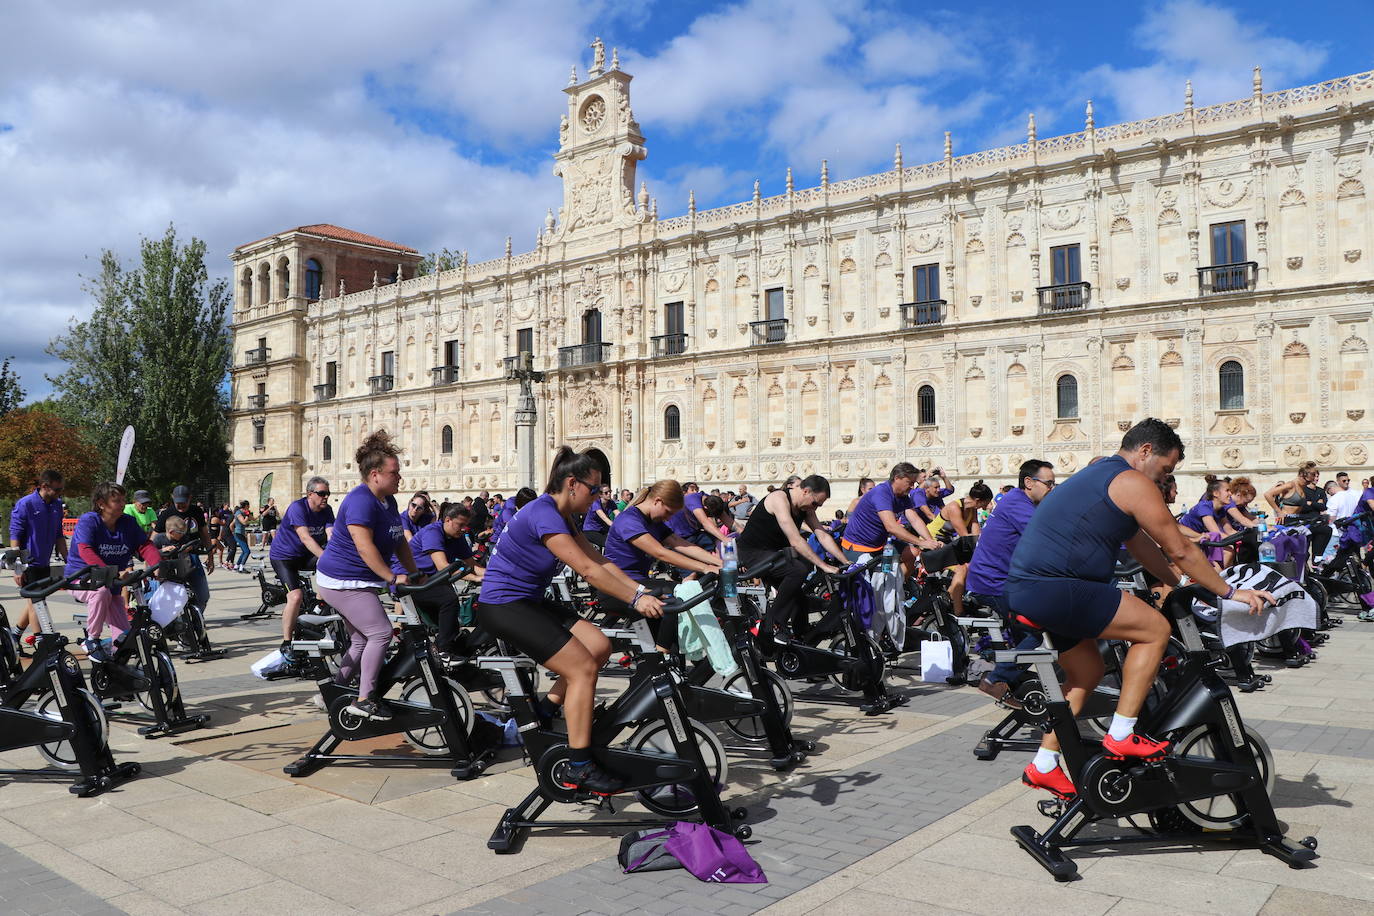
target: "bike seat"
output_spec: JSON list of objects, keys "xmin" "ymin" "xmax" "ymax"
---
[
  {"xmin": 993, "ymin": 648, "xmax": 1058, "ymax": 664},
  {"xmin": 1013, "ymin": 614, "xmax": 1043, "ymax": 631},
  {"xmin": 298, "ymin": 613, "xmax": 341, "ymax": 626},
  {"xmin": 1114, "ymin": 561, "xmax": 1144, "ymax": 577}
]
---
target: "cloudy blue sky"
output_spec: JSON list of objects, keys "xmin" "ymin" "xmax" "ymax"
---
[{"xmin": 2, "ymin": 0, "xmax": 1370, "ymax": 398}]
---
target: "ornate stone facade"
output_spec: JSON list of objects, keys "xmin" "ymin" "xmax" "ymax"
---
[{"xmin": 230, "ymin": 57, "xmax": 1374, "ymax": 507}]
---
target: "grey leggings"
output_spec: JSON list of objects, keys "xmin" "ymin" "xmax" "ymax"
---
[{"xmin": 316, "ymin": 585, "xmax": 392, "ymax": 700}]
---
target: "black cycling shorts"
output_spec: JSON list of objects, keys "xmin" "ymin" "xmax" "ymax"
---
[
  {"xmin": 476, "ymin": 598, "xmax": 579, "ymax": 664},
  {"xmin": 20, "ymin": 564, "xmax": 52, "ymax": 587},
  {"xmin": 270, "ymin": 556, "xmax": 316, "ymax": 592}
]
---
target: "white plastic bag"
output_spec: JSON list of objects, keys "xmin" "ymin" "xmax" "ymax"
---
[
  {"xmin": 146, "ymin": 581, "xmax": 188, "ymax": 628},
  {"xmin": 250, "ymin": 649, "xmax": 284, "ymax": 679},
  {"xmin": 920, "ymin": 637, "xmax": 954, "ymax": 683}
]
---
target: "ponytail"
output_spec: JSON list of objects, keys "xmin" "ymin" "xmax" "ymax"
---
[{"xmin": 544, "ymin": 445, "xmax": 600, "ymax": 494}]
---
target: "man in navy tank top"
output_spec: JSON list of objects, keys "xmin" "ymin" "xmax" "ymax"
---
[{"xmin": 1007, "ymin": 418, "xmax": 1273, "ymax": 799}]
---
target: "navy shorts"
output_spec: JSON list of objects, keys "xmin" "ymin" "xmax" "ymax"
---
[{"xmin": 1004, "ymin": 577, "xmax": 1124, "ymax": 650}]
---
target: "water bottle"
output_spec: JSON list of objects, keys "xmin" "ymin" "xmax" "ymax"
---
[
  {"xmin": 720, "ymin": 539, "xmax": 738, "ymax": 601},
  {"xmin": 1256, "ymin": 513, "xmax": 1268, "ymax": 539},
  {"xmin": 882, "ymin": 538, "xmax": 896, "ymax": 574},
  {"xmin": 1258, "ymin": 529, "xmax": 1277, "ymax": 564}
]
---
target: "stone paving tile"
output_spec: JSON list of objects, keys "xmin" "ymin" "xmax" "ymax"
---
[{"xmin": 0, "ymin": 841, "xmax": 127, "ymax": 916}]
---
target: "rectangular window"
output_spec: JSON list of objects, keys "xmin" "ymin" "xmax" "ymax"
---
[
  {"xmin": 582, "ymin": 310, "xmax": 602, "ymax": 344},
  {"xmin": 443, "ymin": 339, "xmax": 460, "ymax": 368},
  {"xmin": 516, "ymin": 327, "xmax": 533, "ymax": 356},
  {"xmin": 1050, "ymin": 245, "xmax": 1081, "ymax": 285},
  {"xmin": 664, "ymin": 301, "xmax": 685, "ymax": 336},
  {"xmin": 257, "ymin": 336, "xmax": 267, "ymax": 351},
  {"xmin": 256, "ymin": 382, "xmax": 266, "ymax": 398},
  {"xmin": 252, "ymin": 420, "xmax": 265, "ymax": 449},
  {"xmin": 765, "ymin": 288, "xmax": 785, "ymax": 321},
  {"xmin": 1210, "ymin": 221, "xmax": 1246, "ymax": 265},
  {"xmin": 381, "ymin": 350, "xmax": 395, "ymax": 378},
  {"xmin": 325, "ymin": 361, "xmax": 337, "ymax": 388},
  {"xmin": 913, "ymin": 264, "xmax": 940, "ymax": 302}
]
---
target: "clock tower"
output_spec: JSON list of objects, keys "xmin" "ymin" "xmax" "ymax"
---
[{"xmin": 550, "ymin": 38, "xmax": 649, "ymax": 243}]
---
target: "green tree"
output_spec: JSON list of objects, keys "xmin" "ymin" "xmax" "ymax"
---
[
  {"xmin": 0, "ymin": 408, "xmax": 102, "ymax": 502},
  {"xmin": 0, "ymin": 357, "xmax": 26, "ymax": 416},
  {"xmin": 46, "ymin": 225, "xmax": 232, "ymax": 498},
  {"xmin": 415, "ymin": 247, "xmax": 463, "ymax": 276}
]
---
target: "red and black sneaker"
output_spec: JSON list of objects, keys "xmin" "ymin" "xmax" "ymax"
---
[
  {"xmin": 559, "ymin": 759, "xmax": 626, "ymax": 796},
  {"xmin": 1022, "ymin": 763, "xmax": 1076, "ymax": 799},
  {"xmin": 1101, "ymin": 732, "xmax": 1170, "ymax": 759}
]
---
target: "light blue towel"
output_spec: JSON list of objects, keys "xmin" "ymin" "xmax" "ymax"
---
[{"xmin": 676, "ymin": 580, "xmax": 739, "ymax": 679}]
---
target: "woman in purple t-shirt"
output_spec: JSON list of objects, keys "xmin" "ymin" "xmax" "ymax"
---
[
  {"xmin": 476, "ymin": 447, "xmax": 665, "ymax": 796},
  {"xmin": 579, "ymin": 486, "xmax": 616, "ymax": 551},
  {"xmin": 313, "ymin": 431, "xmax": 422, "ymax": 721},
  {"xmin": 66, "ymin": 481, "xmax": 165, "ymax": 653}
]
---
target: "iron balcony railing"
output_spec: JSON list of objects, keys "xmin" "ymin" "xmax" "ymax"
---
[
  {"xmin": 1198, "ymin": 261, "xmax": 1259, "ymax": 295},
  {"xmin": 246, "ymin": 393, "xmax": 268, "ymax": 411},
  {"xmin": 313, "ymin": 383, "xmax": 336, "ymax": 401},
  {"xmin": 899, "ymin": 300, "xmax": 946, "ymax": 329},
  {"xmin": 1036, "ymin": 282, "xmax": 1091, "ymax": 313},
  {"xmin": 749, "ymin": 318, "xmax": 788, "ymax": 345},
  {"xmin": 431, "ymin": 365, "xmax": 460, "ymax": 385},
  {"xmin": 652, "ymin": 333, "xmax": 688, "ymax": 356},
  {"xmin": 558, "ymin": 342, "xmax": 610, "ymax": 368},
  {"xmin": 244, "ymin": 346, "xmax": 271, "ymax": 366},
  {"xmin": 368, "ymin": 374, "xmax": 395, "ymax": 394}
]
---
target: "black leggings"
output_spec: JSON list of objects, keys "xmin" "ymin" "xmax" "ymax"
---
[
  {"xmin": 738, "ymin": 546, "xmax": 812, "ymax": 634},
  {"xmin": 414, "ymin": 587, "xmax": 461, "ymax": 653}
]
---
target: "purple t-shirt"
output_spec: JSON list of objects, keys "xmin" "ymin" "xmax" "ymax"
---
[
  {"xmin": 269, "ymin": 497, "xmax": 335, "ymax": 562},
  {"xmin": 1179, "ymin": 497, "xmax": 1224, "ymax": 533},
  {"xmin": 843, "ymin": 482, "xmax": 912, "ymax": 549},
  {"xmin": 667, "ymin": 491, "xmax": 705, "ymax": 539},
  {"xmin": 403, "ymin": 520, "xmax": 473, "ymax": 575},
  {"xmin": 64, "ymin": 512, "xmax": 149, "ymax": 579},
  {"xmin": 10, "ymin": 489, "xmax": 64, "ymax": 563},
  {"xmin": 966, "ymin": 487, "xmax": 1036, "ymax": 597},
  {"xmin": 489, "ymin": 502, "xmax": 518, "ymax": 549},
  {"xmin": 582, "ymin": 498, "xmax": 615, "ymax": 533},
  {"xmin": 402, "ymin": 510, "xmax": 434, "ymax": 536},
  {"xmin": 316, "ymin": 485, "xmax": 403, "ymax": 583},
  {"xmin": 603, "ymin": 505, "xmax": 672, "ymax": 582},
  {"xmin": 479, "ymin": 494, "xmax": 575, "ymax": 604}
]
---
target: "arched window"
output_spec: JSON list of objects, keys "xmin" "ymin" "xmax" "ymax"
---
[
  {"xmin": 277, "ymin": 257, "xmax": 290, "ymax": 299},
  {"xmin": 322, "ymin": 436, "xmax": 332, "ymax": 462},
  {"xmin": 241, "ymin": 267, "xmax": 254, "ymax": 306},
  {"xmin": 664, "ymin": 405, "xmax": 681, "ymax": 440},
  {"xmin": 917, "ymin": 385, "xmax": 936, "ymax": 426},
  {"xmin": 1056, "ymin": 374, "xmax": 1079, "ymax": 419},
  {"xmin": 257, "ymin": 263, "xmax": 271, "ymax": 304},
  {"xmin": 305, "ymin": 258, "xmax": 322, "ymax": 300},
  {"xmin": 1219, "ymin": 360, "xmax": 1244, "ymax": 410},
  {"xmin": 441, "ymin": 424, "xmax": 454, "ymax": 454}
]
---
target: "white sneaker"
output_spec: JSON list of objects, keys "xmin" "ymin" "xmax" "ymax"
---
[{"xmin": 310, "ymin": 694, "xmax": 328, "ymax": 712}]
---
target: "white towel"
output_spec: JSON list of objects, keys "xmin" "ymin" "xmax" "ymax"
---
[{"xmin": 1192, "ymin": 563, "xmax": 1318, "ymax": 647}]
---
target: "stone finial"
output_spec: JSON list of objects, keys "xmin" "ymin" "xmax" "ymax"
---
[
  {"xmin": 753, "ymin": 179, "xmax": 761, "ymax": 203},
  {"xmin": 395, "ymin": 262, "xmax": 403, "ymax": 283},
  {"xmin": 894, "ymin": 142, "xmax": 902, "ymax": 169},
  {"xmin": 785, "ymin": 166, "xmax": 793, "ymax": 194},
  {"xmin": 688, "ymin": 189, "xmax": 696, "ymax": 213},
  {"xmin": 943, "ymin": 131, "xmax": 952, "ymax": 159},
  {"xmin": 1085, "ymin": 99, "xmax": 1095, "ymax": 130},
  {"xmin": 505, "ymin": 236, "xmax": 512, "ymax": 258},
  {"xmin": 651, "ymin": 198, "xmax": 658, "ymax": 220},
  {"xmin": 821, "ymin": 159, "xmax": 829, "ymax": 186},
  {"xmin": 1027, "ymin": 112, "xmax": 1036, "ymax": 143},
  {"xmin": 611, "ymin": 47, "xmax": 620, "ymax": 71},
  {"xmin": 590, "ymin": 37, "xmax": 605, "ymax": 75},
  {"xmin": 338, "ymin": 278, "xmax": 346, "ymax": 297},
  {"xmin": 372, "ymin": 270, "xmax": 379, "ymax": 289},
  {"xmin": 545, "ymin": 208, "xmax": 556, "ymax": 232},
  {"xmin": 1253, "ymin": 65, "xmax": 1262, "ymax": 96},
  {"xmin": 1184, "ymin": 79, "xmax": 1194, "ymax": 113},
  {"xmin": 568, "ymin": 65, "xmax": 578, "ymax": 86}
]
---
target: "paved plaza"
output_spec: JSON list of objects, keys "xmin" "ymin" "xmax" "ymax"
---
[{"xmin": 1, "ymin": 568, "xmax": 1372, "ymax": 916}]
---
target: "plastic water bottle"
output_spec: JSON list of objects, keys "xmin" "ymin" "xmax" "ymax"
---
[
  {"xmin": 1258, "ymin": 530, "xmax": 1277, "ymax": 564},
  {"xmin": 882, "ymin": 538, "xmax": 896, "ymax": 573},
  {"xmin": 1256, "ymin": 513, "xmax": 1269, "ymax": 539},
  {"xmin": 720, "ymin": 539, "xmax": 738, "ymax": 600}
]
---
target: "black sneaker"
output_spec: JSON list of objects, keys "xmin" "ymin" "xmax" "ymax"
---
[
  {"xmin": 772, "ymin": 622, "xmax": 794, "ymax": 645},
  {"xmin": 345, "ymin": 697, "xmax": 394, "ymax": 721},
  {"xmin": 559, "ymin": 759, "xmax": 626, "ymax": 795}
]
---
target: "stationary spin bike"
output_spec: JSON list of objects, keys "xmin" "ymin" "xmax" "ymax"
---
[
  {"xmin": 750, "ymin": 551, "xmax": 906, "ymax": 715},
  {"xmin": 284, "ymin": 561, "xmax": 494, "ymax": 781},
  {"xmin": 1006, "ymin": 585, "xmax": 1317, "ymax": 881},
  {"xmin": 4, "ymin": 567, "xmax": 141, "ymax": 796},
  {"xmin": 484, "ymin": 588, "xmax": 747, "ymax": 854}
]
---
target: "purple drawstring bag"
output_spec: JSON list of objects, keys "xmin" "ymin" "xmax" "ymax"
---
[
  {"xmin": 840, "ymin": 570, "xmax": 877, "ymax": 631},
  {"xmin": 662, "ymin": 822, "xmax": 767, "ymax": 884}
]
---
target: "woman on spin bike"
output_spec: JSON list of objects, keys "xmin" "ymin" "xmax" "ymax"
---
[
  {"xmin": 401, "ymin": 502, "xmax": 484, "ymax": 657},
  {"xmin": 598, "ymin": 480, "xmax": 721, "ymax": 646},
  {"xmin": 475, "ymin": 447, "xmax": 665, "ymax": 795},
  {"xmin": 65, "ymin": 481, "xmax": 165, "ymax": 657},
  {"xmin": 1266, "ymin": 460, "xmax": 1332, "ymax": 559},
  {"xmin": 313, "ymin": 431, "xmax": 423, "ymax": 721}
]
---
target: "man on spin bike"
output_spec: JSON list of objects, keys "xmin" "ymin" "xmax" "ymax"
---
[
  {"xmin": 737, "ymin": 475, "xmax": 846, "ymax": 642},
  {"xmin": 1007, "ymin": 419, "xmax": 1272, "ymax": 798}
]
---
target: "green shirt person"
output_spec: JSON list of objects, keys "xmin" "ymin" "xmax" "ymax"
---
[{"xmin": 124, "ymin": 490, "xmax": 158, "ymax": 534}]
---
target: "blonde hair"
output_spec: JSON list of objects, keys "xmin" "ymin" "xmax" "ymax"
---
[
  {"xmin": 632, "ymin": 480, "xmax": 685, "ymax": 512},
  {"xmin": 165, "ymin": 516, "xmax": 188, "ymax": 537}
]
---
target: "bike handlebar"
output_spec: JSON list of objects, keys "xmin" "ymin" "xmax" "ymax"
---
[
  {"xmin": 821, "ymin": 550, "xmax": 881, "ymax": 581},
  {"xmin": 393, "ymin": 559, "xmax": 468, "ymax": 597},
  {"xmin": 19, "ymin": 564, "xmax": 120, "ymax": 600}
]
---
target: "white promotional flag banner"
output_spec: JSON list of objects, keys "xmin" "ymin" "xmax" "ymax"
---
[{"xmin": 115, "ymin": 426, "xmax": 136, "ymax": 485}]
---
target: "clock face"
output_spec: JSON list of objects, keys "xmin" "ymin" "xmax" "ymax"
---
[{"xmin": 580, "ymin": 96, "xmax": 606, "ymax": 133}]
